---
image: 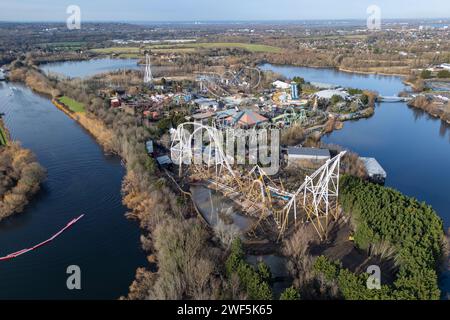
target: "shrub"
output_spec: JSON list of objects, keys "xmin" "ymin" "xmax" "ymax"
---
[
  {"xmin": 313, "ymin": 256, "xmax": 394, "ymax": 300},
  {"xmin": 331, "ymin": 95, "xmax": 344, "ymax": 105},
  {"xmin": 257, "ymin": 262, "xmax": 272, "ymax": 283},
  {"xmin": 280, "ymin": 287, "xmax": 300, "ymax": 300},
  {"xmin": 226, "ymin": 239, "xmax": 273, "ymax": 300},
  {"xmin": 420, "ymin": 70, "xmax": 432, "ymax": 79},
  {"xmin": 347, "ymin": 88, "xmax": 364, "ymax": 95},
  {"xmin": 437, "ymin": 70, "xmax": 450, "ymax": 79},
  {"xmin": 361, "ymin": 94, "xmax": 370, "ymax": 105}
]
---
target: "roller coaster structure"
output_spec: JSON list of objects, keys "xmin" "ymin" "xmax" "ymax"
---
[
  {"xmin": 170, "ymin": 122, "xmax": 346, "ymax": 240},
  {"xmin": 195, "ymin": 67, "xmax": 262, "ymax": 98}
]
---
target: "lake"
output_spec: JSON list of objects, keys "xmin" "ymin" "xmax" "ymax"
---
[
  {"xmin": 40, "ymin": 58, "xmax": 141, "ymax": 78},
  {"xmin": 0, "ymin": 82, "xmax": 146, "ymax": 299}
]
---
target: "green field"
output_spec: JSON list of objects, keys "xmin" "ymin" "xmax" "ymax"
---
[
  {"xmin": 59, "ymin": 96, "xmax": 85, "ymax": 113},
  {"xmin": 42, "ymin": 41, "xmax": 87, "ymax": 47},
  {"xmin": 91, "ymin": 42, "xmax": 282, "ymax": 55},
  {"xmin": 190, "ymin": 42, "xmax": 282, "ymax": 53},
  {"xmin": 39, "ymin": 42, "xmax": 86, "ymax": 51}
]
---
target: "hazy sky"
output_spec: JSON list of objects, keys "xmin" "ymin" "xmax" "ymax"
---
[{"xmin": 0, "ymin": 0, "xmax": 449, "ymax": 22}]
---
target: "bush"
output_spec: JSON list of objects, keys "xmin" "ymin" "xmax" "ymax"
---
[
  {"xmin": 313, "ymin": 256, "xmax": 394, "ymax": 300},
  {"xmin": 257, "ymin": 262, "xmax": 272, "ymax": 283},
  {"xmin": 280, "ymin": 287, "xmax": 300, "ymax": 300},
  {"xmin": 331, "ymin": 95, "xmax": 344, "ymax": 105},
  {"xmin": 420, "ymin": 70, "xmax": 432, "ymax": 79},
  {"xmin": 347, "ymin": 88, "xmax": 364, "ymax": 95},
  {"xmin": 226, "ymin": 239, "xmax": 273, "ymax": 300},
  {"xmin": 313, "ymin": 256, "xmax": 340, "ymax": 281},
  {"xmin": 437, "ymin": 70, "xmax": 450, "ymax": 79},
  {"xmin": 361, "ymin": 94, "xmax": 370, "ymax": 105},
  {"xmin": 292, "ymin": 76, "xmax": 305, "ymax": 85}
]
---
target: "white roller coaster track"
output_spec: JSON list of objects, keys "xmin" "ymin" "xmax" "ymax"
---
[
  {"xmin": 170, "ymin": 122, "xmax": 346, "ymax": 240},
  {"xmin": 195, "ymin": 67, "xmax": 261, "ymax": 98}
]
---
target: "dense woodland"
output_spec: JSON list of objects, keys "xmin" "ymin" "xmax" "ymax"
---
[
  {"xmin": 0, "ymin": 142, "xmax": 46, "ymax": 221},
  {"xmin": 315, "ymin": 175, "xmax": 445, "ymax": 300}
]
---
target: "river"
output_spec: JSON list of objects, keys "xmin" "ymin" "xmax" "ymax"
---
[
  {"xmin": 0, "ymin": 82, "xmax": 146, "ymax": 299},
  {"xmin": 261, "ymin": 63, "xmax": 450, "ymax": 296}
]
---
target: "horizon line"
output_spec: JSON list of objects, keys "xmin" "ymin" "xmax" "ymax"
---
[{"xmin": 0, "ymin": 17, "xmax": 450, "ymax": 24}]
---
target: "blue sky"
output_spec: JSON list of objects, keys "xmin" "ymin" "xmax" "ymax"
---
[{"xmin": 0, "ymin": 0, "xmax": 449, "ymax": 22}]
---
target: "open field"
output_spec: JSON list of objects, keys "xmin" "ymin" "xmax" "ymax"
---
[
  {"xmin": 91, "ymin": 42, "xmax": 283, "ymax": 55},
  {"xmin": 38, "ymin": 41, "xmax": 86, "ymax": 51},
  {"xmin": 59, "ymin": 96, "xmax": 85, "ymax": 113}
]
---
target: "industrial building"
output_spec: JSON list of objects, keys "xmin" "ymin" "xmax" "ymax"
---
[
  {"xmin": 287, "ymin": 147, "xmax": 331, "ymax": 168},
  {"xmin": 315, "ymin": 89, "xmax": 350, "ymax": 100}
]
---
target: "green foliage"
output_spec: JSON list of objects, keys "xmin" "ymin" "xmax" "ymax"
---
[
  {"xmin": 156, "ymin": 112, "xmax": 187, "ymax": 136},
  {"xmin": 437, "ymin": 70, "xmax": 450, "ymax": 79},
  {"xmin": 373, "ymin": 47, "xmax": 382, "ymax": 54},
  {"xmin": 420, "ymin": 69, "xmax": 433, "ymax": 79},
  {"xmin": 361, "ymin": 94, "xmax": 370, "ymax": 105},
  {"xmin": 225, "ymin": 238, "xmax": 245, "ymax": 275},
  {"xmin": 347, "ymin": 88, "xmax": 364, "ymax": 95},
  {"xmin": 337, "ymin": 175, "xmax": 444, "ymax": 300},
  {"xmin": 280, "ymin": 286, "xmax": 300, "ymax": 300},
  {"xmin": 331, "ymin": 94, "xmax": 344, "ymax": 105},
  {"xmin": 226, "ymin": 239, "xmax": 273, "ymax": 300},
  {"xmin": 176, "ymin": 196, "xmax": 187, "ymax": 207},
  {"xmin": 292, "ymin": 76, "xmax": 305, "ymax": 85},
  {"xmin": 145, "ymin": 157, "xmax": 157, "ymax": 174},
  {"xmin": 257, "ymin": 262, "xmax": 272, "ymax": 282},
  {"xmin": 236, "ymin": 263, "xmax": 273, "ymax": 300},
  {"xmin": 0, "ymin": 126, "xmax": 7, "ymax": 146},
  {"xmin": 157, "ymin": 118, "xmax": 172, "ymax": 134},
  {"xmin": 313, "ymin": 256, "xmax": 340, "ymax": 281},
  {"xmin": 313, "ymin": 256, "xmax": 395, "ymax": 300}
]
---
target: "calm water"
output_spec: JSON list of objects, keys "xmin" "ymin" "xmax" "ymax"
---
[
  {"xmin": 41, "ymin": 58, "xmax": 140, "ymax": 78},
  {"xmin": 190, "ymin": 185, "xmax": 253, "ymax": 233},
  {"xmin": 261, "ymin": 64, "xmax": 450, "ymax": 296},
  {"xmin": 0, "ymin": 82, "xmax": 146, "ymax": 299}
]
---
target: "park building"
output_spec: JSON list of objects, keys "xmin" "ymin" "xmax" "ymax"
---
[{"xmin": 287, "ymin": 147, "xmax": 331, "ymax": 169}]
